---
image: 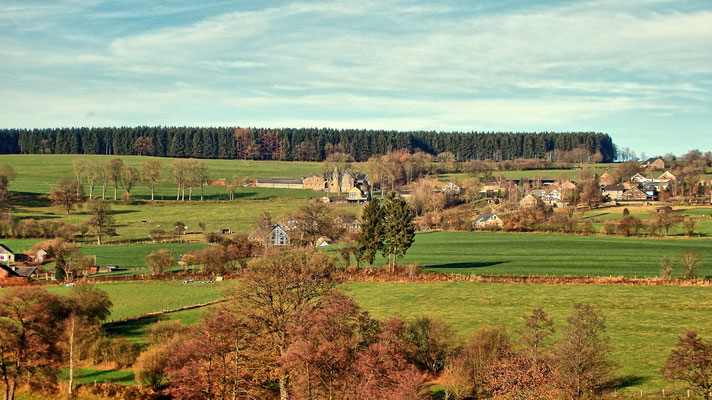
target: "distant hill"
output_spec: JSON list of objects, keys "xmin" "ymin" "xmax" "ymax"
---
[{"xmin": 0, "ymin": 127, "xmax": 614, "ymax": 162}]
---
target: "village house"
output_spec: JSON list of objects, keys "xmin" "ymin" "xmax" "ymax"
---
[
  {"xmin": 255, "ymin": 177, "xmax": 304, "ymax": 189},
  {"xmin": 441, "ymin": 182, "xmax": 461, "ymax": 195},
  {"xmin": 602, "ymin": 184, "xmax": 625, "ymax": 200},
  {"xmin": 519, "ymin": 193, "xmax": 542, "ymax": 209},
  {"xmin": 347, "ymin": 186, "xmax": 370, "ymax": 203},
  {"xmin": 642, "ymin": 157, "xmax": 666, "ymax": 170},
  {"xmin": 315, "ymin": 237, "xmax": 331, "ymax": 247},
  {"xmin": 472, "ymin": 213, "xmax": 504, "ymax": 229},
  {"xmin": 557, "ymin": 179, "xmax": 578, "ymax": 193},
  {"xmin": 479, "ymin": 183, "xmax": 505, "ymax": 197},
  {"xmin": 34, "ymin": 249, "xmax": 48, "ymax": 264},
  {"xmin": 0, "ymin": 244, "xmax": 14, "ymax": 264},
  {"xmin": 302, "ymin": 174, "xmax": 327, "ymax": 191},
  {"xmin": 248, "ymin": 225, "xmax": 291, "ymax": 246},
  {"xmin": 335, "ymin": 215, "xmax": 362, "ymax": 234},
  {"xmin": 621, "ymin": 187, "xmax": 647, "ymax": 201},
  {"xmin": 658, "ymin": 171, "xmax": 676, "ymax": 182},
  {"xmin": 599, "ymin": 172, "xmax": 615, "ymax": 186},
  {"xmin": 631, "ymin": 173, "xmax": 652, "ymax": 184}
]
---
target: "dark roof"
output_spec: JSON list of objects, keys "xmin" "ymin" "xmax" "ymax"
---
[
  {"xmin": 13, "ymin": 267, "xmax": 36, "ymax": 278},
  {"xmin": 257, "ymin": 177, "xmax": 302, "ymax": 184},
  {"xmin": 0, "ymin": 244, "xmax": 13, "ymax": 254},
  {"xmin": 603, "ymin": 185, "xmax": 625, "ymax": 191},
  {"xmin": 474, "ymin": 213, "xmax": 499, "ymax": 223},
  {"xmin": 0, "ymin": 265, "xmax": 19, "ymax": 277}
]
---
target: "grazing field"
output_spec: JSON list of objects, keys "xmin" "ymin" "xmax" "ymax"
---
[
  {"xmin": 577, "ymin": 205, "xmax": 712, "ymax": 237},
  {"xmin": 371, "ymin": 231, "xmax": 712, "ymax": 278},
  {"xmin": 76, "ymin": 242, "xmax": 210, "ymax": 270},
  {"xmin": 94, "ymin": 280, "xmax": 712, "ymax": 395},
  {"xmin": 1, "ymin": 154, "xmax": 327, "ymax": 198},
  {"xmin": 346, "ymin": 281, "xmax": 712, "ymax": 395},
  {"xmin": 43, "ymin": 281, "xmax": 224, "ymax": 322},
  {"xmin": 12, "ymin": 197, "xmax": 349, "ymax": 242}
]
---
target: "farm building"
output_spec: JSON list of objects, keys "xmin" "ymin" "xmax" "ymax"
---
[
  {"xmin": 602, "ymin": 184, "xmax": 625, "ymax": 200},
  {"xmin": 519, "ymin": 194, "xmax": 542, "ymax": 209},
  {"xmin": 641, "ymin": 157, "xmax": 666, "ymax": 170},
  {"xmin": 621, "ymin": 187, "xmax": 647, "ymax": 201},
  {"xmin": 35, "ymin": 249, "xmax": 48, "ymax": 263},
  {"xmin": 302, "ymin": 174, "xmax": 327, "ymax": 191},
  {"xmin": 249, "ymin": 225, "xmax": 291, "ymax": 246},
  {"xmin": 0, "ymin": 244, "xmax": 14, "ymax": 264},
  {"xmin": 472, "ymin": 213, "xmax": 503, "ymax": 229},
  {"xmin": 255, "ymin": 177, "xmax": 304, "ymax": 189}
]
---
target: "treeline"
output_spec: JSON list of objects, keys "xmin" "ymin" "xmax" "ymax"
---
[{"xmin": 0, "ymin": 127, "xmax": 615, "ymax": 162}]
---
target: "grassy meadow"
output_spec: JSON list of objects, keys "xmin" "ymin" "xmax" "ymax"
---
[
  {"xmin": 52, "ymin": 279, "xmax": 712, "ymax": 395},
  {"xmin": 370, "ymin": 230, "xmax": 712, "ymax": 278},
  {"xmin": 45, "ymin": 281, "xmax": 224, "ymax": 322},
  {"xmin": 346, "ymin": 281, "xmax": 712, "ymax": 396}
]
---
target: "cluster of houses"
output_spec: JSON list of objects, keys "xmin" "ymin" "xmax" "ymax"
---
[
  {"xmin": 247, "ymin": 214, "xmax": 363, "ymax": 247},
  {"xmin": 600, "ymin": 171, "xmax": 676, "ymax": 202},
  {"xmin": 0, "ymin": 244, "xmax": 38, "ymax": 279},
  {"xmin": 256, "ymin": 168, "xmax": 371, "ymax": 204}
]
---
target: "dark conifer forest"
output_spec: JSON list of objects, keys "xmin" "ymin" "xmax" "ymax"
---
[{"xmin": 0, "ymin": 127, "xmax": 615, "ymax": 162}]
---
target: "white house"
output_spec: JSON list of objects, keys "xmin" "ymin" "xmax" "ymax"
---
[
  {"xmin": 0, "ymin": 244, "xmax": 14, "ymax": 264},
  {"xmin": 472, "ymin": 213, "xmax": 504, "ymax": 229},
  {"xmin": 248, "ymin": 225, "xmax": 291, "ymax": 246}
]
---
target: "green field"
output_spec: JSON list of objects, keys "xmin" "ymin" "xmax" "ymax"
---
[
  {"xmin": 1, "ymin": 154, "xmax": 327, "ymax": 198},
  {"xmin": 4, "ymin": 154, "xmax": 367, "ymax": 242},
  {"xmin": 346, "ymin": 281, "xmax": 712, "ymax": 396},
  {"xmin": 43, "ymin": 281, "xmax": 224, "ymax": 322},
  {"xmin": 370, "ymin": 231, "xmax": 712, "ymax": 278},
  {"xmin": 77, "ymin": 280, "xmax": 712, "ymax": 396}
]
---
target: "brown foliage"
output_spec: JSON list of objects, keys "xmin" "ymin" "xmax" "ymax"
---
[{"xmin": 661, "ymin": 331, "xmax": 712, "ymax": 399}]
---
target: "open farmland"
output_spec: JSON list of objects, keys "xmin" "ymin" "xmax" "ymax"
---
[
  {"xmin": 370, "ymin": 231, "xmax": 712, "ymax": 278},
  {"xmin": 82, "ymin": 280, "xmax": 712, "ymax": 396},
  {"xmin": 0, "ymin": 154, "xmax": 328, "ymax": 198},
  {"xmin": 346, "ymin": 281, "xmax": 712, "ymax": 396},
  {"xmin": 45, "ymin": 281, "xmax": 224, "ymax": 322}
]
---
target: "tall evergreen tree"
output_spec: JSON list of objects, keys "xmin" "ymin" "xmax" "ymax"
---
[
  {"xmin": 357, "ymin": 198, "xmax": 385, "ymax": 268},
  {"xmin": 381, "ymin": 191, "xmax": 415, "ymax": 271}
]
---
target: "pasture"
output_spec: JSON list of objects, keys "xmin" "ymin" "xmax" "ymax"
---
[
  {"xmin": 371, "ymin": 231, "xmax": 712, "ymax": 278},
  {"xmin": 45, "ymin": 281, "xmax": 224, "ymax": 322},
  {"xmin": 346, "ymin": 281, "xmax": 712, "ymax": 396},
  {"xmin": 74, "ymin": 279, "xmax": 712, "ymax": 395}
]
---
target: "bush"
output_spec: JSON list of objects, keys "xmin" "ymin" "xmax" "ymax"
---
[
  {"xmin": 134, "ymin": 344, "xmax": 172, "ymax": 390},
  {"xmin": 403, "ymin": 316, "xmax": 459, "ymax": 373},
  {"xmin": 88, "ymin": 336, "xmax": 140, "ymax": 368},
  {"xmin": 680, "ymin": 251, "xmax": 702, "ymax": 280},
  {"xmin": 147, "ymin": 320, "xmax": 187, "ymax": 345},
  {"xmin": 203, "ymin": 231, "xmax": 222, "ymax": 243},
  {"xmin": 660, "ymin": 256, "xmax": 675, "ymax": 281}
]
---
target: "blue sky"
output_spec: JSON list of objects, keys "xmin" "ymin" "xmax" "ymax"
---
[{"xmin": 1, "ymin": 0, "xmax": 710, "ymax": 156}]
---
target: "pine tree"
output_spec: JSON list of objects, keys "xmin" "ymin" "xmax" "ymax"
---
[
  {"xmin": 382, "ymin": 191, "xmax": 415, "ymax": 272},
  {"xmin": 357, "ymin": 198, "xmax": 385, "ymax": 268}
]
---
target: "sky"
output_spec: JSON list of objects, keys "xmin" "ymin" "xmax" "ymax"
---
[{"xmin": 1, "ymin": 0, "xmax": 711, "ymax": 157}]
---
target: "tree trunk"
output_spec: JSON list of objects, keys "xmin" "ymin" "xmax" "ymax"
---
[
  {"xmin": 151, "ymin": 184, "xmax": 155, "ymax": 201},
  {"xmin": 97, "ymin": 234, "xmax": 102, "ymax": 245},
  {"xmin": 114, "ymin": 184, "xmax": 118, "ymax": 200},
  {"xmin": 89, "ymin": 183, "xmax": 94, "ymax": 200},
  {"xmin": 189, "ymin": 187, "xmax": 193, "ymax": 201},
  {"xmin": 279, "ymin": 374, "xmax": 288, "ymax": 400},
  {"xmin": 102, "ymin": 184, "xmax": 106, "ymax": 199},
  {"xmin": 68, "ymin": 316, "xmax": 75, "ymax": 396}
]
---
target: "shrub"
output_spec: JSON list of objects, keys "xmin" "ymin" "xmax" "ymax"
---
[
  {"xmin": 660, "ymin": 256, "xmax": 675, "ymax": 281},
  {"xmin": 680, "ymin": 251, "xmax": 702, "ymax": 280},
  {"xmin": 403, "ymin": 316, "xmax": 459, "ymax": 373}
]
